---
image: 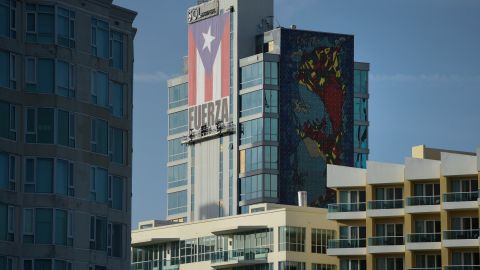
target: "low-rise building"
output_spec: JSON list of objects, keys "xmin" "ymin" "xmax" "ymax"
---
[
  {"xmin": 131, "ymin": 203, "xmax": 338, "ymax": 270},
  {"xmin": 326, "ymin": 145, "xmax": 480, "ymax": 270}
]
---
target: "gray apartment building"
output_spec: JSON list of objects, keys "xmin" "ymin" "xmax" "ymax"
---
[{"xmin": 0, "ymin": 0, "xmax": 136, "ymax": 269}]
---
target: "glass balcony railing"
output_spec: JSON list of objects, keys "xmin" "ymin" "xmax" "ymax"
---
[
  {"xmin": 327, "ymin": 202, "xmax": 366, "ymax": 213},
  {"xmin": 443, "ymin": 229, "xmax": 480, "ymax": 240},
  {"xmin": 408, "ymin": 268, "xmax": 442, "ymax": 270},
  {"xmin": 131, "ymin": 260, "xmax": 180, "ymax": 270},
  {"xmin": 327, "ymin": 238, "xmax": 366, "ymax": 249},
  {"xmin": 211, "ymin": 248, "xmax": 269, "ymax": 264},
  {"xmin": 443, "ymin": 191, "xmax": 478, "ymax": 202},
  {"xmin": 406, "ymin": 195, "xmax": 441, "ymax": 206},
  {"xmin": 368, "ymin": 236, "xmax": 404, "ymax": 246},
  {"xmin": 444, "ymin": 266, "xmax": 480, "ymax": 270},
  {"xmin": 406, "ymin": 233, "xmax": 441, "ymax": 242},
  {"xmin": 367, "ymin": 199, "xmax": 404, "ymax": 210}
]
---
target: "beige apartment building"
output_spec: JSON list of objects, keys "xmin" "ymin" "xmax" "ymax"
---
[
  {"xmin": 0, "ymin": 0, "xmax": 136, "ymax": 269},
  {"xmin": 326, "ymin": 145, "xmax": 480, "ymax": 270},
  {"xmin": 131, "ymin": 203, "xmax": 338, "ymax": 270}
]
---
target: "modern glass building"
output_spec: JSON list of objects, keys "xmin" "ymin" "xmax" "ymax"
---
[
  {"xmin": 0, "ymin": 0, "xmax": 136, "ymax": 269},
  {"xmin": 166, "ymin": 0, "xmax": 369, "ymax": 222}
]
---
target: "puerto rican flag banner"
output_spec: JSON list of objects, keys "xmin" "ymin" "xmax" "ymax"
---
[{"xmin": 188, "ymin": 12, "xmax": 230, "ymax": 106}]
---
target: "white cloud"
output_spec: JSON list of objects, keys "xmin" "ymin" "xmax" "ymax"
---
[
  {"xmin": 134, "ymin": 70, "xmax": 171, "ymax": 84},
  {"xmin": 370, "ymin": 73, "xmax": 480, "ymax": 83}
]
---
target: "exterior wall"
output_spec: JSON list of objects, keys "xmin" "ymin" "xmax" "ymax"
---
[
  {"xmin": 0, "ymin": 0, "xmax": 135, "ymax": 269},
  {"xmin": 278, "ymin": 28, "xmax": 354, "ymax": 207}
]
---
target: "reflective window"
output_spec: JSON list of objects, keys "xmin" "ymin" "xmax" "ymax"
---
[
  {"xmin": 264, "ymin": 118, "xmax": 278, "ymax": 142},
  {"xmin": 168, "ymin": 83, "xmax": 188, "ymax": 109},
  {"xmin": 0, "ymin": 152, "xmax": 15, "ymax": 191},
  {"xmin": 24, "ymin": 158, "xmax": 73, "ymax": 196},
  {"xmin": 264, "ymin": 146, "xmax": 278, "ymax": 170},
  {"xmin": 264, "ymin": 62, "xmax": 278, "ymax": 85},
  {"xmin": 354, "ymin": 125, "xmax": 368, "ymax": 149},
  {"xmin": 168, "ymin": 163, "xmax": 187, "ymax": 189},
  {"xmin": 240, "ymin": 146, "xmax": 278, "ymax": 173},
  {"xmin": 240, "ymin": 90, "xmax": 263, "ymax": 117},
  {"xmin": 25, "ymin": 58, "xmax": 54, "ymax": 93},
  {"xmin": 340, "ymin": 259, "xmax": 366, "ymax": 270},
  {"xmin": 110, "ymin": 31, "xmax": 124, "ymax": 69},
  {"xmin": 56, "ymin": 60, "xmax": 74, "ymax": 97},
  {"xmin": 111, "ymin": 82, "xmax": 124, "ymax": 117},
  {"xmin": 312, "ymin": 264, "xmax": 336, "ymax": 270},
  {"xmin": 240, "ymin": 118, "xmax": 263, "ymax": 145},
  {"xmin": 168, "ymin": 138, "xmax": 187, "ymax": 162},
  {"xmin": 89, "ymin": 216, "xmax": 107, "ymax": 251},
  {"xmin": 0, "ymin": 203, "xmax": 14, "ymax": 241},
  {"xmin": 354, "ymin": 98, "xmax": 367, "ymax": 121},
  {"xmin": 90, "ymin": 166, "xmax": 108, "ymax": 203},
  {"xmin": 354, "ymin": 153, "xmax": 367, "ymax": 169},
  {"xmin": 311, "ymin": 228, "xmax": 335, "ymax": 254},
  {"xmin": 109, "ymin": 127, "xmax": 125, "ymax": 164},
  {"xmin": 22, "ymin": 208, "xmax": 73, "ymax": 246},
  {"xmin": 278, "ymin": 226, "xmax": 305, "ymax": 252},
  {"xmin": 25, "ymin": 108, "xmax": 54, "ymax": 144},
  {"xmin": 91, "ymin": 71, "xmax": 109, "ymax": 107},
  {"xmin": 57, "ymin": 7, "xmax": 75, "ymax": 47},
  {"xmin": 169, "ymin": 110, "xmax": 188, "ymax": 135},
  {"xmin": 0, "ymin": 256, "xmax": 16, "ymax": 270},
  {"xmin": 264, "ymin": 90, "xmax": 278, "ymax": 114},
  {"xmin": 111, "ymin": 176, "xmax": 124, "ymax": 211},
  {"xmin": 168, "ymin": 191, "xmax": 187, "ymax": 216},
  {"xmin": 240, "ymin": 174, "xmax": 277, "ymax": 201},
  {"xmin": 57, "ymin": 110, "xmax": 75, "ymax": 147},
  {"xmin": 25, "ymin": 4, "xmax": 54, "ymax": 44},
  {"xmin": 240, "ymin": 62, "xmax": 263, "ymax": 89},
  {"xmin": 91, "ymin": 118, "xmax": 108, "ymax": 154},
  {"xmin": 0, "ymin": 0, "xmax": 16, "ymax": 38},
  {"xmin": 0, "ymin": 101, "xmax": 16, "ymax": 141},
  {"xmin": 91, "ymin": 18, "xmax": 109, "ymax": 58},
  {"xmin": 278, "ymin": 262, "xmax": 305, "ymax": 270},
  {"xmin": 0, "ymin": 50, "xmax": 16, "ymax": 89},
  {"xmin": 354, "ymin": 70, "xmax": 368, "ymax": 93},
  {"xmin": 375, "ymin": 257, "xmax": 404, "ymax": 270}
]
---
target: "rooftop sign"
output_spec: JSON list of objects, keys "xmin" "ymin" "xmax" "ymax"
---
[{"xmin": 187, "ymin": 0, "xmax": 219, "ymax": 24}]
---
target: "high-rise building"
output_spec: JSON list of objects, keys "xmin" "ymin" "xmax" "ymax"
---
[
  {"xmin": 166, "ymin": 0, "xmax": 369, "ymax": 222},
  {"xmin": 0, "ymin": 0, "xmax": 136, "ymax": 269},
  {"xmin": 326, "ymin": 145, "xmax": 480, "ymax": 270}
]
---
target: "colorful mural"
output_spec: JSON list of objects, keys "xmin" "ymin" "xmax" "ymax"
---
[{"xmin": 279, "ymin": 29, "xmax": 354, "ymax": 207}]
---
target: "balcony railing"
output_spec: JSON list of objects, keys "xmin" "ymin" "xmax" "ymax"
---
[
  {"xmin": 443, "ymin": 229, "xmax": 480, "ymax": 240},
  {"xmin": 444, "ymin": 266, "xmax": 480, "ymax": 270},
  {"xmin": 443, "ymin": 191, "xmax": 478, "ymax": 202},
  {"xmin": 406, "ymin": 195, "xmax": 441, "ymax": 206},
  {"xmin": 408, "ymin": 268, "xmax": 442, "ymax": 270},
  {"xmin": 327, "ymin": 202, "xmax": 366, "ymax": 213},
  {"xmin": 211, "ymin": 248, "xmax": 269, "ymax": 264},
  {"xmin": 368, "ymin": 236, "xmax": 404, "ymax": 246},
  {"xmin": 406, "ymin": 233, "xmax": 441, "ymax": 242},
  {"xmin": 131, "ymin": 260, "xmax": 180, "ymax": 270},
  {"xmin": 367, "ymin": 199, "xmax": 404, "ymax": 210},
  {"xmin": 327, "ymin": 238, "xmax": 366, "ymax": 249}
]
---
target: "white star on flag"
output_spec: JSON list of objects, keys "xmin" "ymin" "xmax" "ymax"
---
[{"xmin": 202, "ymin": 26, "xmax": 216, "ymax": 52}]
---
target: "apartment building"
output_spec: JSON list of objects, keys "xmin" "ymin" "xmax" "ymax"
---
[
  {"xmin": 131, "ymin": 203, "xmax": 338, "ymax": 270},
  {"xmin": 326, "ymin": 145, "xmax": 480, "ymax": 270},
  {"xmin": 0, "ymin": 0, "xmax": 136, "ymax": 269}
]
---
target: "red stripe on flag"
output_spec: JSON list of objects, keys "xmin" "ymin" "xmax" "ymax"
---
[
  {"xmin": 188, "ymin": 29, "xmax": 196, "ymax": 106},
  {"xmin": 204, "ymin": 73, "xmax": 213, "ymax": 102},
  {"xmin": 221, "ymin": 14, "xmax": 230, "ymax": 98}
]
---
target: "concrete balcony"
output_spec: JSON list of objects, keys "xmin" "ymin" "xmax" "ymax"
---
[
  {"xmin": 442, "ymin": 229, "xmax": 480, "ymax": 248},
  {"xmin": 131, "ymin": 260, "xmax": 180, "ymax": 270},
  {"xmin": 367, "ymin": 199, "xmax": 404, "ymax": 217},
  {"xmin": 442, "ymin": 191, "xmax": 479, "ymax": 210},
  {"xmin": 405, "ymin": 233, "xmax": 441, "ymax": 250},
  {"xmin": 210, "ymin": 248, "xmax": 269, "ymax": 269},
  {"xmin": 327, "ymin": 239, "xmax": 367, "ymax": 256},
  {"xmin": 367, "ymin": 236, "xmax": 405, "ymax": 254},
  {"xmin": 405, "ymin": 196, "xmax": 441, "ymax": 214},
  {"xmin": 327, "ymin": 202, "xmax": 366, "ymax": 220}
]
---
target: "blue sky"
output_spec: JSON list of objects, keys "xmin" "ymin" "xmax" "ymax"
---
[{"xmin": 112, "ymin": 0, "xmax": 480, "ymax": 227}]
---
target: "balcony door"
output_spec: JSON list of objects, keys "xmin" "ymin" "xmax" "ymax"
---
[
  {"xmin": 414, "ymin": 183, "xmax": 440, "ymax": 197},
  {"xmin": 340, "ymin": 190, "xmax": 365, "ymax": 204},
  {"xmin": 375, "ymin": 187, "xmax": 402, "ymax": 201},
  {"xmin": 415, "ymin": 220, "xmax": 441, "ymax": 234},
  {"xmin": 451, "ymin": 217, "xmax": 479, "ymax": 231},
  {"xmin": 452, "ymin": 251, "xmax": 480, "ymax": 266},
  {"xmin": 451, "ymin": 179, "xmax": 478, "ymax": 193},
  {"xmin": 340, "ymin": 226, "xmax": 366, "ymax": 240},
  {"xmin": 415, "ymin": 254, "xmax": 441, "ymax": 269}
]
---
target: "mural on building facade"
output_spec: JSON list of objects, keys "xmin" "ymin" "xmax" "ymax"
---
[{"xmin": 279, "ymin": 29, "xmax": 354, "ymax": 207}]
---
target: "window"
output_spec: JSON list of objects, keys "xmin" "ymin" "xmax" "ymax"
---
[
  {"xmin": 279, "ymin": 226, "xmax": 305, "ymax": 252},
  {"xmin": 0, "ymin": 0, "xmax": 16, "ymax": 38},
  {"xmin": 415, "ymin": 254, "xmax": 441, "ymax": 269},
  {"xmin": 354, "ymin": 98, "xmax": 368, "ymax": 121},
  {"xmin": 239, "ymin": 146, "xmax": 277, "ymax": 174},
  {"xmin": 311, "ymin": 228, "xmax": 335, "ymax": 254},
  {"xmin": 108, "ymin": 223, "xmax": 123, "ymax": 257},
  {"xmin": 354, "ymin": 70, "xmax": 368, "ymax": 93},
  {"xmin": 198, "ymin": 236, "xmax": 216, "ymax": 262},
  {"xmin": 264, "ymin": 118, "xmax": 278, "ymax": 141},
  {"xmin": 452, "ymin": 251, "xmax": 480, "ymax": 266},
  {"xmin": 23, "ymin": 259, "xmax": 73, "ymax": 270},
  {"xmin": 90, "ymin": 216, "xmax": 107, "ymax": 251},
  {"xmin": 0, "ymin": 152, "xmax": 15, "ymax": 191},
  {"xmin": 312, "ymin": 264, "xmax": 336, "ymax": 270},
  {"xmin": 0, "ymin": 101, "xmax": 16, "ymax": 141},
  {"xmin": 450, "ymin": 178, "xmax": 478, "ymax": 193},
  {"xmin": 91, "ymin": 71, "xmax": 109, "ymax": 107},
  {"xmin": 56, "ymin": 60, "xmax": 74, "ymax": 97},
  {"xmin": 240, "ymin": 62, "xmax": 263, "ymax": 89},
  {"xmin": 340, "ymin": 259, "xmax": 366, "ymax": 270},
  {"xmin": 110, "ymin": 31, "xmax": 123, "ymax": 69},
  {"xmin": 169, "ymin": 110, "xmax": 188, "ymax": 135},
  {"xmin": 354, "ymin": 153, "xmax": 367, "ymax": 169},
  {"xmin": 91, "ymin": 18, "xmax": 109, "ymax": 58},
  {"xmin": 109, "ymin": 127, "xmax": 125, "ymax": 164},
  {"xmin": 339, "ymin": 190, "xmax": 366, "ymax": 204},
  {"xmin": 264, "ymin": 62, "xmax": 278, "ymax": 85},
  {"xmin": 180, "ymin": 238, "xmax": 197, "ymax": 264},
  {"xmin": 168, "ymin": 163, "xmax": 188, "ymax": 188},
  {"xmin": 373, "ymin": 223, "xmax": 404, "ymax": 245},
  {"xmin": 25, "ymin": 108, "xmax": 54, "ymax": 143},
  {"xmin": 0, "ymin": 203, "xmax": 14, "ymax": 241},
  {"xmin": 168, "ymin": 191, "xmax": 187, "ymax": 216},
  {"xmin": 168, "ymin": 138, "xmax": 187, "ymax": 162},
  {"xmin": 91, "ymin": 118, "xmax": 108, "ymax": 154},
  {"xmin": 264, "ymin": 146, "xmax": 278, "ymax": 170},
  {"xmin": 264, "ymin": 89, "xmax": 278, "ymax": 114},
  {"xmin": 169, "ymin": 83, "xmax": 188, "ymax": 109},
  {"xmin": 375, "ymin": 187, "xmax": 403, "ymax": 201},
  {"xmin": 90, "ymin": 167, "xmax": 108, "ymax": 203},
  {"xmin": 23, "ymin": 208, "xmax": 74, "ymax": 246},
  {"xmin": 354, "ymin": 125, "xmax": 368, "ymax": 149},
  {"xmin": 110, "ymin": 175, "xmax": 124, "ymax": 210},
  {"xmin": 24, "ymin": 157, "xmax": 73, "ymax": 196},
  {"xmin": 375, "ymin": 257, "xmax": 404, "ymax": 270},
  {"xmin": 240, "ymin": 90, "xmax": 262, "ymax": 117},
  {"xmin": 279, "ymin": 261, "xmax": 305, "ymax": 270},
  {"xmin": 111, "ymin": 81, "xmax": 124, "ymax": 117},
  {"xmin": 0, "ymin": 50, "xmax": 16, "ymax": 89},
  {"xmin": 57, "ymin": 110, "xmax": 75, "ymax": 147},
  {"xmin": 240, "ymin": 118, "xmax": 263, "ymax": 145},
  {"xmin": 450, "ymin": 216, "xmax": 479, "ymax": 231},
  {"xmin": 89, "ymin": 265, "xmax": 106, "ymax": 270},
  {"xmin": 57, "ymin": 7, "xmax": 75, "ymax": 48},
  {"xmin": 25, "ymin": 4, "xmax": 54, "ymax": 44},
  {"xmin": 0, "ymin": 256, "xmax": 16, "ymax": 270}
]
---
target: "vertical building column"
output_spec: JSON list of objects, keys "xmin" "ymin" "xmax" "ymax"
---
[
  {"xmin": 365, "ymin": 183, "xmax": 374, "ymax": 270},
  {"xmin": 440, "ymin": 175, "xmax": 450, "ymax": 267}
]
